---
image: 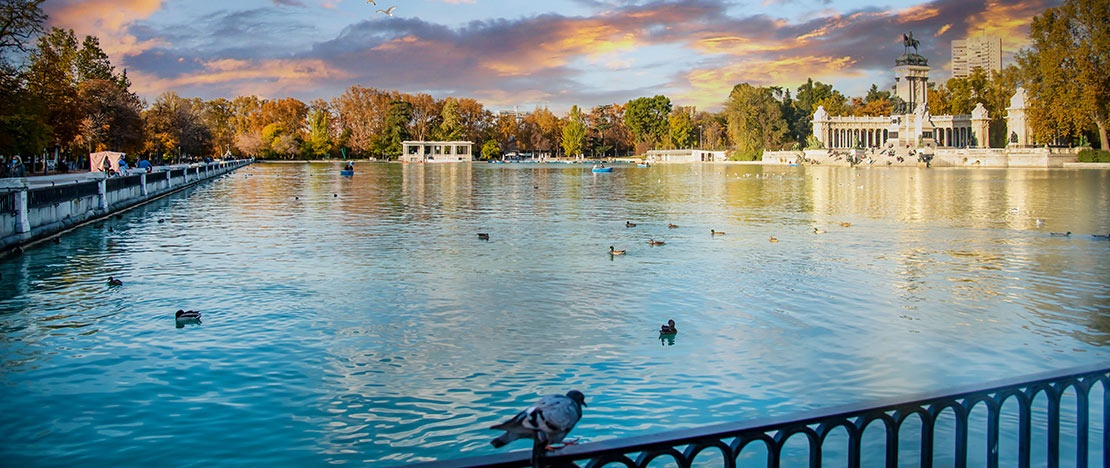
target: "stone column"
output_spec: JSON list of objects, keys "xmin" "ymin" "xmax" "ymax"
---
[
  {"xmin": 15, "ymin": 190, "xmax": 30, "ymax": 233},
  {"xmin": 971, "ymin": 103, "xmax": 990, "ymax": 148}
]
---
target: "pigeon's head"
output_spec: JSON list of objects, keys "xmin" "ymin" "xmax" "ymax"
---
[{"xmin": 566, "ymin": 390, "xmax": 587, "ymax": 407}]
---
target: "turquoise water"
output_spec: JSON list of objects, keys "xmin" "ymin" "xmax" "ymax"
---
[{"xmin": 1, "ymin": 162, "xmax": 1108, "ymax": 466}]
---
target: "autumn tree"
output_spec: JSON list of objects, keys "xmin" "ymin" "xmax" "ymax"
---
[
  {"xmin": 1017, "ymin": 0, "xmax": 1109, "ymax": 148},
  {"xmin": 437, "ymin": 97, "xmax": 464, "ymax": 140},
  {"xmin": 724, "ymin": 83, "xmax": 789, "ymax": 160},
  {"xmin": 376, "ymin": 99, "xmax": 411, "ymax": 159},
  {"xmin": 587, "ymin": 104, "xmax": 630, "ymax": 158},
  {"xmin": 667, "ymin": 106, "xmax": 695, "ymax": 149},
  {"xmin": 143, "ymin": 92, "xmax": 210, "ymax": 162}
]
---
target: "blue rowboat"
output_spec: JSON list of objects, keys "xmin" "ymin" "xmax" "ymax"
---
[
  {"xmin": 340, "ymin": 169, "xmax": 354, "ymax": 176},
  {"xmin": 592, "ymin": 165, "xmax": 613, "ymax": 173}
]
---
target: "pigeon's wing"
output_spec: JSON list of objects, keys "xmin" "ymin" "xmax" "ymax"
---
[{"xmin": 527, "ymin": 394, "xmax": 583, "ymax": 444}]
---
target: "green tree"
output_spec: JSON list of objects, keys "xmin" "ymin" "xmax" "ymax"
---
[
  {"xmin": 25, "ymin": 27, "xmax": 80, "ymax": 151},
  {"xmin": 436, "ymin": 97, "xmax": 464, "ymax": 140},
  {"xmin": 624, "ymin": 95, "xmax": 671, "ymax": 151},
  {"xmin": 1018, "ymin": 0, "xmax": 1110, "ymax": 148},
  {"xmin": 723, "ymin": 83, "xmax": 788, "ymax": 160},
  {"xmin": 481, "ymin": 139, "xmax": 501, "ymax": 161},
  {"xmin": 791, "ymin": 78, "xmax": 838, "ymax": 143},
  {"xmin": 561, "ymin": 105, "xmax": 587, "ymax": 157},
  {"xmin": 306, "ymin": 102, "xmax": 333, "ymax": 159},
  {"xmin": 143, "ymin": 92, "xmax": 210, "ymax": 162},
  {"xmin": 376, "ymin": 99, "xmax": 411, "ymax": 159}
]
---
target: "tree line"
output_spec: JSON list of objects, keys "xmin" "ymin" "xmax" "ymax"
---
[{"xmin": 1, "ymin": 0, "xmax": 1106, "ymax": 166}]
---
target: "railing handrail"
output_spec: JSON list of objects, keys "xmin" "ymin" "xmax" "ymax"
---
[{"xmin": 406, "ymin": 362, "xmax": 1109, "ymax": 467}]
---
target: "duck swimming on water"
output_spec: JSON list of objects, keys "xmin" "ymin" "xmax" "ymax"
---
[
  {"xmin": 107, "ymin": 276, "xmax": 123, "ymax": 286},
  {"xmin": 609, "ymin": 246, "xmax": 626, "ymax": 255},
  {"xmin": 659, "ymin": 319, "xmax": 677, "ymax": 335},
  {"xmin": 175, "ymin": 310, "xmax": 202, "ymax": 327}
]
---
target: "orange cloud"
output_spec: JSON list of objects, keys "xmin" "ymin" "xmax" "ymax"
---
[
  {"xmin": 896, "ymin": 4, "xmax": 941, "ymax": 23},
  {"xmin": 128, "ymin": 58, "xmax": 354, "ymax": 100},
  {"xmin": 676, "ymin": 55, "xmax": 858, "ymax": 110},
  {"xmin": 965, "ymin": 0, "xmax": 1042, "ymax": 50},
  {"xmin": 46, "ymin": 0, "xmax": 165, "ymax": 58},
  {"xmin": 480, "ymin": 18, "xmax": 645, "ymax": 77}
]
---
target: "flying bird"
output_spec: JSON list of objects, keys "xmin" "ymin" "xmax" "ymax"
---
[
  {"xmin": 377, "ymin": 6, "xmax": 396, "ymax": 16},
  {"xmin": 490, "ymin": 390, "xmax": 587, "ymax": 449},
  {"xmin": 366, "ymin": 0, "xmax": 375, "ymax": 4}
]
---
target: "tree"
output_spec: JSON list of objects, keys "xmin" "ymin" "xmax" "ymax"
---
[
  {"xmin": 791, "ymin": 78, "xmax": 839, "ymax": 143},
  {"xmin": 667, "ymin": 106, "xmax": 695, "ymax": 149},
  {"xmin": 561, "ymin": 105, "xmax": 587, "ymax": 157},
  {"xmin": 624, "ymin": 95, "xmax": 671, "ymax": 151},
  {"xmin": 143, "ymin": 91, "xmax": 209, "ymax": 162},
  {"xmin": 25, "ymin": 27, "xmax": 80, "ymax": 150},
  {"xmin": 306, "ymin": 101, "xmax": 332, "ymax": 159},
  {"xmin": 376, "ymin": 99, "xmax": 411, "ymax": 159},
  {"xmin": 481, "ymin": 139, "xmax": 501, "ymax": 161},
  {"xmin": 77, "ymin": 78, "xmax": 142, "ymax": 153},
  {"xmin": 1018, "ymin": 0, "xmax": 1110, "ymax": 148},
  {"xmin": 723, "ymin": 83, "xmax": 788, "ymax": 160},
  {"xmin": 0, "ymin": 0, "xmax": 47, "ymax": 60},
  {"xmin": 436, "ymin": 97, "xmax": 464, "ymax": 140}
]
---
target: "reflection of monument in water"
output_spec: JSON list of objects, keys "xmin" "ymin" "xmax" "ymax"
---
[{"xmin": 773, "ymin": 33, "xmax": 1075, "ymax": 168}]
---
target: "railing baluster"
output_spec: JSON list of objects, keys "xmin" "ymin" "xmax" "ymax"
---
[
  {"xmin": 1048, "ymin": 386, "xmax": 1060, "ymax": 468},
  {"xmin": 954, "ymin": 403, "xmax": 968, "ymax": 468},
  {"xmin": 1019, "ymin": 393, "xmax": 1031, "ymax": 468},
  {"xmin": 987, "ymin": 398, "xmax": 1000, "ymax": 468},
  {"xmin": 1076, "ymin": 387, "xmax": 1089, "ymax": 468}
]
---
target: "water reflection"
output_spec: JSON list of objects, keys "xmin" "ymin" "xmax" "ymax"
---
[{"xmin": 0, "ymin": 162, "xmax": 1107, "ymax": 465}]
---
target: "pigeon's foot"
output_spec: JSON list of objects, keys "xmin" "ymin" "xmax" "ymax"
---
[{"xmin": 546, "ymin": 438, "xmax": 581, "ymax": 451}]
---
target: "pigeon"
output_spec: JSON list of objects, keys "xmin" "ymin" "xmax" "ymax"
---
[
  {"xmin": 377, "ymin": 6, "xmax": 396, "ymax": 16},
  {"xmin": 490, "ymin": 390, "xmax": 587, "ymax": 449}
]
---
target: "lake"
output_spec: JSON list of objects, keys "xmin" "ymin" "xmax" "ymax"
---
[{"xmin": 1, "ymin": 162, "xmax": 1107, "ymax": 466}]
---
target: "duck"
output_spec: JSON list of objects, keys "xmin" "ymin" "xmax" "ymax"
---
[
  {"xmin": 609, "ymin": 246, "xmax": 626, "ymax": 255},
  {"xmin": 1050, "ymin": 231, "xmax": 1071, "ymax": 237},
  {"xmin": 659, "ymin": 319, "xmax": 677, "ymax": 335},
  {"xmin": 711, "ymin": 229, "xmax": 725, "ymax": 236},
  {"xmin": 813, "ymin": 227, "xmax": 827, "ymax": 234},
  {"xmin": 477, "ymin": 233, "xmax": 490, "ymax": 240},
  {"xmin": 647, "ymin": 239, "xmax": 665, "ymax": 246},
  {"xmin": 175, "ymin": 310, "xmax": 202, "ymax": 320},
  {"xmin": 769, "ymin": 235, "xmax": 778, "ymax": 243},
  {"xmin": 626, "ymin": 221, "xmax": 637, "ymax": 228},
  {"xmin": 1093, "ymin": 233, "xmax": 1110, "ymax": 239},
  {"xmin": 840, "ymin": 222, "xmax": 852, "ymax": 227},
  {"xmin": 107, "ymin": 276, "xmax": 123, "ymax": 286},
  {"xmin": 668, "ymin": 223, "xmax": 679, "ymax": 229}
]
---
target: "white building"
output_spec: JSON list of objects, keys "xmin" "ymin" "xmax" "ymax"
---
[
  {"xmin": 952, "ymin": 36, "xmax": 1002, "ymax": 78},
  {"xmin": 400, "ymin": 141, "xmax": 474, "ymax": 163},
  {"xmin": 811, "ymin": 38, "xmax": 987, "ymax": 152}
]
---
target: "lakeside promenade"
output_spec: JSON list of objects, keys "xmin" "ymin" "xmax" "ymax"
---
[{"xmin": 1, "ymin": 159, "xmax": 252, "ymax": 256}]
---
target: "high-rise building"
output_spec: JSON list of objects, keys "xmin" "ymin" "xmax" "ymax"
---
[{"xmin": 951, "ymin": 36, "xmax": 1002, "ymax": 78}]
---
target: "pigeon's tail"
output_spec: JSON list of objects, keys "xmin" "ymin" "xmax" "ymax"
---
[{"xmin": 490, "ymin": 433, "xmax": 515, "ymax": 448}]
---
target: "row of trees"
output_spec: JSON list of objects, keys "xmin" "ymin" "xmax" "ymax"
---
[{"xmin": 1, "ymin": 0, "xmax": 1106, "ymax": 165}]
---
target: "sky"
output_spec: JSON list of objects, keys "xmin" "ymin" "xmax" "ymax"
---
[{"xmin": 41, "ymin": 0, "xmax": 1058, "ymax": 114}]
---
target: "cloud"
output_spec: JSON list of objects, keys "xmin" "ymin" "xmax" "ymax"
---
[
  {"xmin": 44, "ymin": 0, "xmax": 165, "ymax": 58},
  {"xmin": 46, "ymin": 0, "xmax": 1055, "ymax": 113}
]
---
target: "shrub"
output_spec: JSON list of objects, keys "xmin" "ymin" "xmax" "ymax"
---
[{"xmin": 1078, "ymin": 149, "xmax": 1110, "ymax": 163}]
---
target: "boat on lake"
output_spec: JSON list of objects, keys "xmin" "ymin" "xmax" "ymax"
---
[{"xmin": 592, "ymin": 164, "xmax": 613, "ymax": 173}]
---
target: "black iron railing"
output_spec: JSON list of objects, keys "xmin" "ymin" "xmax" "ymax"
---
[
  {"xmin": 413, "ymin": 363, "xmax": 1108, "ymax": 468},
  {"xmin": 105, "ymin": 174, "xmax": 143, "ymax": 191},
  {"xmin": 27, "ymin": 181, "xmax": 100, "ymax": 209}
]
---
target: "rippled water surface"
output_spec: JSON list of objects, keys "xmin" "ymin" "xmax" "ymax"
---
[{"xmin": 2, "ymin": 162, "xmax": 1108, "ymax": 466}]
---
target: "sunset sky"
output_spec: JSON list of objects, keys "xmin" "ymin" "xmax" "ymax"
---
[{"xmin": 41, "ymin": 0, "xmax": 1057, "ymax": 113}]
